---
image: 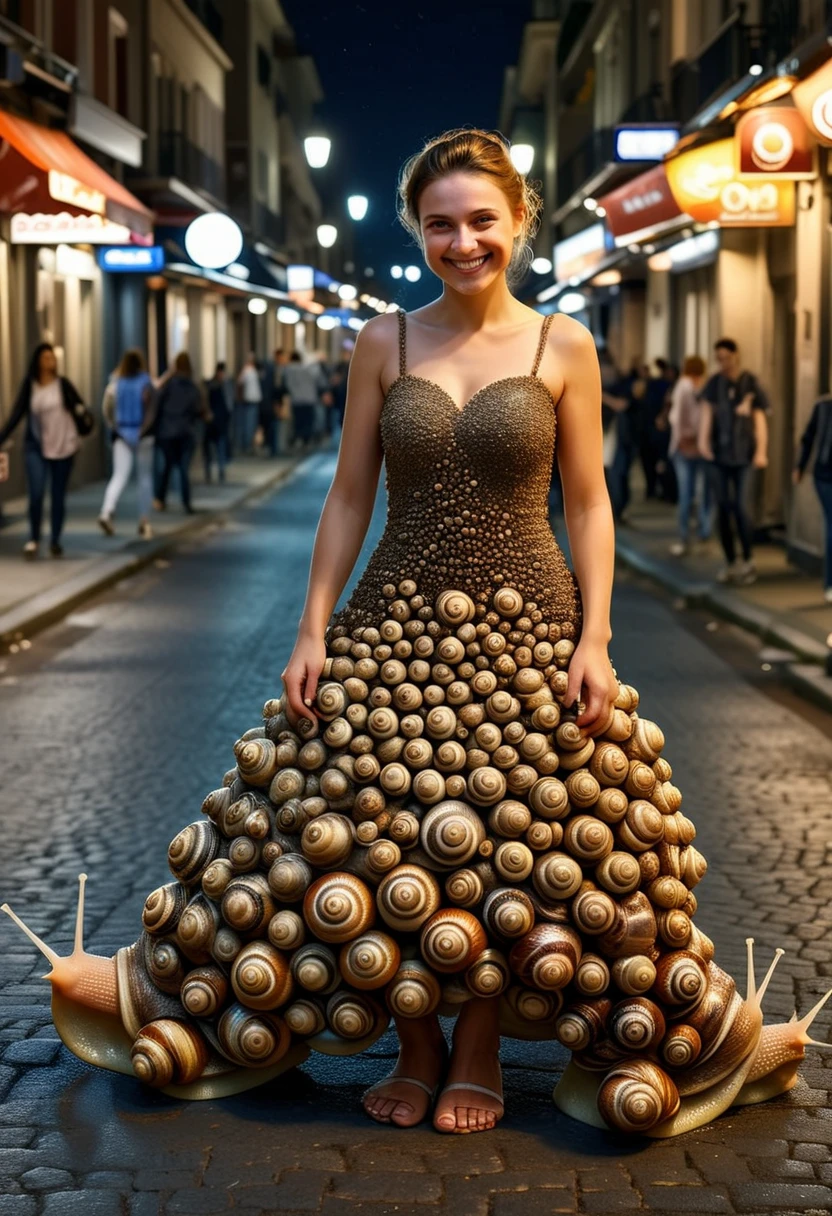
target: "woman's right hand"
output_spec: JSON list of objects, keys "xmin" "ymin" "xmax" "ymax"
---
[{"xmin": 280, "ymin": 631, "xmax": 327, "ymax": 727}]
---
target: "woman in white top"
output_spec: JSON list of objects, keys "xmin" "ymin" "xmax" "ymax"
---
[
  {"xmin": 667, "ymin": 354, "xmax": 712, "ymax": 556},
  {"xmin": 0, "ymin": 343, "xmax": 85, "ymax": 558}
]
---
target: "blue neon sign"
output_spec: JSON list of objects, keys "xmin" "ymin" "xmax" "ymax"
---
[{"xmin": 98, "ymin": 245, "xmax": 165, "ymax": 272}]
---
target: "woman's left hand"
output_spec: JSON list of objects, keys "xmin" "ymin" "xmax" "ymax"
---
[{"xmin": 563, "ymin": 639, "xmax": 620, "ymax": 738}]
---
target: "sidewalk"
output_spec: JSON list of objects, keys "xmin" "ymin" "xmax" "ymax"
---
[
  {"xmin": 613, "ymin": 492, "xmax": 832, "ymax": 710},
  {"xmin": 0, "ymin": 450, "xmax": 304, "ymax": 649}
]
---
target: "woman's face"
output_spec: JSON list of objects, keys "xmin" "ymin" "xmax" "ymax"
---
[
  {"xmin": 418, "ymin": 172, "xmax": 523, "ymax": 293},
  {"xmin": 38, "ymin": 348, "xmax": 57, "ymax": 377}
]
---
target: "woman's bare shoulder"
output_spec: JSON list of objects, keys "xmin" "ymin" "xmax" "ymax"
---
[{"xmin": 549, "ymin": 313, "xmax": 596, "ymax": 357}]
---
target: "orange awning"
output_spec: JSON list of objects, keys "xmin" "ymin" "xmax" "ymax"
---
[{"xmin": 0, "ymin": 110, "xmax": 152, "ymax": 236}]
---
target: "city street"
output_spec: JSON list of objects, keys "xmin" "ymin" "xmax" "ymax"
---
[{"xmin": 1, "ymin": 451, "xmax": 832, "ymax": 1216}]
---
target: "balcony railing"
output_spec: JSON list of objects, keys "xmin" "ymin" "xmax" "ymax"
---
[
  {"xmin": 557, "ymin": 127, "xmax": 615, "ymax": 208},
  {"xmin": 158, "ymin": 131, "xmax": 225, "ymax": 201}
]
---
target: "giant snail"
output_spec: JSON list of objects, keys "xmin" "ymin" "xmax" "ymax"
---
[{"xmin": 3, "ymin": 582, "xmax": 830, "ymax": 1129}]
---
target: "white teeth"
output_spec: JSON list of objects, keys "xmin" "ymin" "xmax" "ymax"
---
[{"xmin": 449, "ymin": 255, "xmax": 488, "ymax": 269}]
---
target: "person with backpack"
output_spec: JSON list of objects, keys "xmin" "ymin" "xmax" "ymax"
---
[{"xmin": 98, "ymin": 349, "xmax": 157, "ymax": 540}]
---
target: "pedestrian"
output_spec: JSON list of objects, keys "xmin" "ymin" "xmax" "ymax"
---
[
  {"xmin": 235, "ymin": 352, "xmax": 262, "ymax": 456},
  {"xmin": 98, "ymin": 349, "xmax": 157, "ymax": 540},
  {"xmin": 698, "ymin": 337, "xmax": 770, "ymax": 585},
  {"xmin": 667, "ymin": 355, "xmax": 712, "ymax": 556},
  {"xmin": 204, "ymin": 361, "xmax": 232, "ymax": 483},
  {"xmin": 793, "ymin": 392, "xmax": 832, "ymax": 602},
  {"xmin": 641, "ymin": 359, "xmax": 675, "ymax": 500},
  {"xmin": 154, "ymin": 351, "xmax": 205, "ymax": 514},
  {"xmin": 329, "ymin": 340, "xmax": 353, "ymax": 437},
  {"xmin": 602, "ymin": 357, "xmax": 647, "ymax": 523},
  {"xmin": 282, "ymin": 351, "xmax": 331, "ymax": 450},
  {"xmin": 0, "ymin": 342, "xmax": 90, "ymax": 558}
]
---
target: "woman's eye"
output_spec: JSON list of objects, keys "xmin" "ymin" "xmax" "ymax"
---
[{"xmin": 430, "ymin": 217, "xmax": 495, "ymax": 229}]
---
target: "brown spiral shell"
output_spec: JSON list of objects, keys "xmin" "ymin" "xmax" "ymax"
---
[
  {"xmin": 611, "ymin": 955, "xmax": 657, "ymax": 995},
  {"xmin": 574, "ymin": 953, "xmax": 611, "ymax": 997},
  {"xmin": 339, "ymin": 930, "xmax": 401, "ymax": 990},
  {"xmin": 303, "ymin": 873, "xmax": 375, "ymax": 944},
  {"xmin": 376, "ymin": 864, "xmax": 441, "ymax": 932},
  {"xmin": 563, "ymin": 816, "xmax": 614, "ymax": 863},
  {"xmin": 301, "ymin": 814, "xmax": 355, "ymax": 868},
  {"xmin": 385, "ymin": 959, "xmax": 442, "ymax": 1018},
  {"xmin": 168, "ymin": 821, "xmax": 220, "ymax": 884},
  {"xmin": 131, "ymin": 1019, "xmax": 210, "ymax": 1088},
  {"xmin": 216, "ymin": 1003, "xmax": 291, "ymax": 1068},
  {"xmin": 610, "ymin": 997, "xmax": 666, "ymax": 1053},
  {"xmin": 142, "ymin": 882, "xmax": 188, "ymax": 936},
  {"xmin": 661, "ymin": 1024, "xmax": 702, "ymax": 1068},
  {"xmin": 420, "ymin": 800, "xmax": 486, "ymax": 867},
  {"xmin": 572, "ymin": 882, "xmax": 617, "ymax": 936},
  {"xmin": 327, "ymin": 991, "xmax": 383, "ymax": 1040},
  {"xmin": 509, "ymin": 923, "xmax": 582, "ymax": 991},
  {"xmin": 267, "ymin": 909, "xmax": 306, "ymax": 952},
  {"xmin": 597, "ymin": 1060, "xmax": 680, "ymax": 1133},
  {"xmin": 420, "ymin": 908, "xmax": 487, "ymax": 973},
  {"xmin": 290, "ymin": 943, "xmax": 340, "ymax": 994},
  {"xmin": 533, "ymin": 851, "xmax": 583, "ymax": 901},
  {"xmin": 652, "ymin": 950, "xmax": 708, "ymax": 1009},
  {"xmin": 528, "ymin": 777, "xmax": 570, "ymax": 820},
  {"xmin": 230, "ymin": 941, "xmax": 293, "ymax": 1011},
  {"xmin": 221, "ymin": 874, "xmax": 275, "ymax": 935},
  {"xmin": 176, "ymin": 893, "xmax": 220, "ymax": 964},
  {"xmin": 181, "ymin": 964, "xmax": 229, "ymax": 1018},
  {"xmin": 598, "ymin": 892, "xmax": 657, "ymax": 959},
  {"xmin": 283, "ymin": 998, "xmax": 326, "ymax": 1037},
  {"xmin": 556, "ymin": 998, "xmax": 612, "ymax": 1051},
  {"xmin": 233, "ymin": 737, "xmax": 278, "ymax": 787},
  {"xmin": 482, "ymin": 887, "xmax": 536, "ymax": 939},
  {"xmin": 267, "ymin": 854, "xmax": 313, "ymax": 903},
  {"xmin": 494, "ymin": 841, "xmax": 534, "ymax": 883},
  {"xmin": 143, "ymin": 934, "xmax": 185, "ymax": 995},
  {"xmin": 595, "ymin": 851, "xmax": 641, "ymax": 896}
]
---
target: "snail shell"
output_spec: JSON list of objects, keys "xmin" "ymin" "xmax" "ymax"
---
[
  {"xmin": 230, "ymin": 941, "xmax": 293, "ymax": 1010},
  {"xmin": 482, "ymin": 887, "xmax": 535, "ymax": 939},
  {"xmin": 574, "ymin": 953, "xmax": 611, "ymax": 997},
  {"xmin": 616, "ymin": 800, "xmax": 664, "ymax": 852},
  {"xmin": 492, "ymin": 587, "xmax": 524, "ymax": 618},
  {"xmin": 556, "ymin": 998, "xmax": 612, "ymax": 1051},
  {"xmin": 598, "ymin": 892, "xmax": 657, "ymax": 959},
  {"xmin": 572, "ymin": 882, "xmax": 617, "ymax": 936},
  {"xmin": 435, "ymin": 590, "xmax": 476, "ymax": 627},
  {"xmin": 221, "ymin": 874, "xmax": 275, "ymax": 935},
  {"xmin": 142, "ymin": 882, "xmax": 188, "ymax": 936},
  {"xmin": 533, "ymin": 851, "xmax": 583, "ymax": 901},
  {"xmin": 176, "ymin": 893, "xmax": 221, "ymax": 964},
  {"xmin": 661, "ymin": 1024, "xmax": 702, "ymax": 1069},
  {"xmin": 420, "ymin": 800, "xmax": 486, "ymax": 867},
  {"xmin": 267, "ymin": 854, "xmax": 313, "ymax": 903},
  {"xmin": 509, "ymin": 923, "xmax": 582, "ymax": 990},
  {"xmin": 652, "ymin": 950, "xmax": 708, "ymax": 1010},
  {"xmin": 202, "ymin": 786, "xmax": 232, "ymax": 823},
  {"xmin": 564, "ymin": 770, "xmax": 602, "ymax": 810},
  {"xmin": 646, "ymin": 877, "xmax": 689, "ymax": 910},
  {"xmin": 376, "ymin": 865, "xmax": 441, "ymax": 932},
  {"xmin": 216, "ymin": 1002, "xmax": 291, "ymax": 1068},
  {"xmin": 528, "ymin": 777, "xmax": 570, "ymax": 820},
  {"xmin": 303, "ymin": 873, "xmax": 375, "ymax": 943},
  {"xmin": 142, "ymin": 934, "xmax": 185, "ymax": 995},
  {"xmin": 595, "ymin": 851, "xmax": 641, "ymax": 896},
  {"xmin": 131, "ymin": 1019, "xmax": 210, "ymax": 1088},
  {"xmin": 168, "ymin": 821, "xmax": 221, "ymax": 884},
  {"xmin": 181, "ymin": 964, "xmax": 229, "ymax": 1018},
  {"xmin": 597, "ymin": 1060, "xmax": 680, "ymax": 1133},
  {"xmin": 316, "ymin": 682, "xmax": 349, "ymax": 721},
  {"xmin": 503, "ymin": 984, "xmax": 563, "ymax": 1024},
  {"xmin": 467, "ymin": 766, "xmax": 507, "ymax": 807},
  {"xmin": 326, "ymin": 990, "xmax": 383, "ymax": 1040},
  {"xmin": 211, "ymin": 926, "xmax": 243, "ymax": 966},
  {"xmin": 610, "ymin": 996, "xmax": 666, "ymax": 1053},
  {"xmin": 589, "ymin": 742, "xmax": 629, "ymax": 787},
  {"xmin": 385, "ymin": 959, "xmax": 442, "ymax": 1018},
  {"xmin": 268, "ymin": 909, "xmax": 306, "ymax": 952},
  {"xmin": 388, "ymin": 810, "xmax": 421, "ymax": 847},
  {"xmin": 465, "ymin": 948, "xmax": 510, "ymax": 997},
  {"xmin": 611, "ymin": 955, "xmax": 657, "ymax": 995},
  {"xmin": 494, "ymin": 841, "xmax": 534, "ymax": 883},
  {"xmin": 445, "ymin": 865, "xmax": 488, "ymax": 908},
  {"xmin": 420, "ymin": 908, "xmax": 487, "ymax": 973},
  {"xmin": 284, "ymin": 997, "xmax": 326, "ymax": 1037},
  {"xmin": 656, "ymin": 908, "xmax": 692, "ymax": 950},
  {"xmin": 290, "ymin": 943, "xmax": 340, "ymax": 994},
  {"xmin": 339, "ymin": 930, "xmax": 401, "ymax": 990},
  {"xmin": 269, "ymin": 768, "xmax": 306, "ymax": 807},
  {"xmin": 625, "ymin": 718, "xmax": 665, "ymax": 764},
  {"xmin": 301, "ymin": 814, "xmax": 355, "ymax": 868},
  {"xmin": 563, "ymin": 816, "xmax": 614, "ymax": 863},
  {"xmin": 233, "ymin": 737, "xmax": 278, "ymax": 787},
  {"xmin": 593, "ymin": 787, "xmax": 629, "ymax": 824}
]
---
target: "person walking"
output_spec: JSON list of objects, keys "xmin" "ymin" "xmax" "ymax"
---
[
  {"xmin": 793, "ymin": 393, "xmax": 832, "ymax": 602},
  {"xmin": 602, "ymin": 358, "xmax": 647, "ymax": 523},
  {"xmin": 667, "ymin": 355, "xmax": 712, "ymax": 556},
  {"xmin": 699, "ymin": 337, "xmax": 770, "ymax": 585},
  {"xmin": 329, "ymin": 340, "xmax": 353, "ymax": 438},
  {"xmin": 282, "ymin": 351, "xmax": 331, "ymax": 450},
  {"xmin": 155, "ymin": 352, "xmax": 205, "ymax": 513},
  {"xmin": 203, "ymin": 362, "xmax": 232, "ymax": 483},
  {"xmin": 98, "ymin": 349, "xmax": 157, "ymax": 540},
  {"xmin": 235, "ymin": 352, "xmax": 262, "ymax": 456},
  {"xmin": 0, "ymin": 342, "xmax": 88, "ymax": 558}
]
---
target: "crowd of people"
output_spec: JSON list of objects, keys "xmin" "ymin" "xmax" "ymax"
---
[{"xmin": 0, "ymin": 339, "xmax": 354, "ymax": 556}]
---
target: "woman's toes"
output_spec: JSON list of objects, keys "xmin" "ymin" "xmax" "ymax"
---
[
  {"xmin": 434, "ymin": 1109, "xmax": 456, "ymax": 1131},
  {"xmin": 477, "ymin": 1108, "xmax": 488, "ymax": 1131},
  {"xmin": 390, "ymin": 1100, "xmax": 418, "ymax": 1127}
]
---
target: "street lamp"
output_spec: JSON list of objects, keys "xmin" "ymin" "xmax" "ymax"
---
[
  {"xmin": 390, "ymin": 265, "xmax": 403, "ymax": 279},
  {"xmin": 317, "ymin": 223, "xmax": 338, "ymax": 248},
  {"xmin": 247, "ymin": 298, "xmax": 268, "ymax": 315},
  {"xmin": 510, "ymin": 144, "xmax": 534, "ymax": 174},
  {"xmin": 347, "ymin": 195, "xmax": 368, "ymax": 220},
  {"xmin": 404, "ymin": 265, "xmax": 421, "ymax": 282},
  {"xmin": 304, "ymin": 135, "xmax": 331, "ymax": 168},
  {"xmin": 184, "ymin": 213, "xmax": 243, "ymax": 269},
  {"xmin": 277, "ymin": 306, "xmax": 300, "ymax": 324}
]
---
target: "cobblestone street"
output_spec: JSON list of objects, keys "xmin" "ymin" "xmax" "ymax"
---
[{"xmin": 1, "ymin": 450, "xmax": 832, "ymax": 1216}]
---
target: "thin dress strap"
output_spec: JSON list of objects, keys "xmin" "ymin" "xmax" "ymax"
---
[
  {"xmin": 397, "ymin": 308, "xmax": 407, "ymax": 378},
  {"xmin": 531, "ymin": 313, "xmax": 554, "ymax": 378}
]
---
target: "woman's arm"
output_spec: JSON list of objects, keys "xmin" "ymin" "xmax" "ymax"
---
[
  {"xmin": 102, "ymin": 383, "xmax": 116, "ymax": 429},
  {"xmin": 0, "ymin": 380, "xmax": 30, "ymax": 448},
  {"xmin": 752, "ymin": 408, "xmax": 769, "ymax": 468},
  {"xmin": 281, "ymin": 316, "xmax": 389, "ymax": 721},
  {"xmin": 553, "ymin": 318, "xmax": 619, "ymax": 735}
]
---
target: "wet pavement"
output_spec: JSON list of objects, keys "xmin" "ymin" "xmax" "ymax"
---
[{"xmin": 1, "ymin": 449, "xmax": 832, "ymax": 1216}]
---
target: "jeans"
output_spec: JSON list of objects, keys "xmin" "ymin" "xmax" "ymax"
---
[
  {"xmin": 158, "ymin": 435, "xmax": 195, "ymax": 509},
  {"xmin": 101, "ymin": 436, "xmax": 154, "ymax": 521},
  {"xmin": 672, "ymin": 453, "xmax": 712, "ymax": 543},
  {"xmin": 203, "ymin": 431, "xmax": 229, "ymax": 482},
  {"xmin": 710, "ymin": 462, "xmax": 753, "ymax": 563},
  {"xmin": 292, "ymin": 403, "xmax": 316, "ymax": 445},
  {"xmin": 814, "ymin": 474, "xmax": 832, "ymax": 589},
  {"xmin": 24, "ymin": 444, "xmax": 74, "ymax": 544},
  {"xmin": 609, "ymin": 440, "xmax": 636, "ymax": 520},
  {"xmin": 234, "ymin": 401, "xmax": 259, "ymax": 454}
]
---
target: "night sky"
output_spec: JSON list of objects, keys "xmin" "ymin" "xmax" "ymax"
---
[{"xmin": 278, "ymin": 0, "xmax": 534, "ymax": 307}]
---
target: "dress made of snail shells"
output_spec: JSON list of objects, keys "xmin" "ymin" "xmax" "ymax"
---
[{"xmin": 119, "ymin": 309, "xmax": 772, "ymax": 1135}]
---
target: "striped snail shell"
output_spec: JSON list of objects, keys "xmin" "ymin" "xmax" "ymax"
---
[
  {"xmin": 419, "ymin": 908, "xmax": 485, "ymax": 974},
  {"xmin": 323, "ymin": 717, "xmax": 353, "ymax": 749},
  {"xmin": 465, "ymin": 948, "xmax": 510, "ymax": 997},
  {"xmin": 424, "ymin": 706, "xmax": 457, "ymax": 741},
  {"xmin": 181, "ymin": 964, "xmax": 229, "ymax": 1018},
  {"xmin": 379, "ymin": 761, "xmax": 411, "ymax": 798},
  {"xmin": 606, "ymin": 708, "xmax": 635, "ymax": 741},
  {"xmin": 339, "ymin": 930, "xmax": 401, "ymax": 990},
  {"xmin": 216, "ymin": 1002, "xmax": 291, "ymax": 1068},
  {"xmin": 492, "ymin": 587, "xmax": 524, "ymax": 618},
  {"xmin": 315, "ymin": 681, "xmax": 349, "ymax": 721},
  {"xmin": 563, "ymin": 816, "xmax": 614, "ymax": 863},
  {"xmin": 594, "ymin": 787, "xmax": 629, "ymax": 824},
  {"xmin": 412, "ymin": 769, "xmax": 447, "ymax": 805},
  {"xmin": 614, "ymin": 683, "xmax": 640, "ymax": 713},
  {"xmin": 624, "ymin": 760, "xmax": 656, "ymax": 800},
  {"xmin": 564, "ymin": 770, "xmax": 601, "ymax": 810},
  {"xmin": 298, "ymin": 738, "xmax": 328, "ymax": 770},
  {"xmin": 275, "ymin": 798, "xmax": 308, "ymax": 835},
  {"xmin": 574, "ymin": 953, "xmax": 611, "ymax": 997},
  {"xmin": 494, "ymin": 841, "xmax": 534, "ymax": 883},
  {"xmin": 625, "ymin": 717, "xmax": 665, "ymax": 764},
  {"xmin": 528, "ymin": 777, "xmax": 570, "ymax": 820},
  {"xmin": 269, "ymin": 768, "xmax": 306, "ymax": 807},
  {"xmin": 595, "ymin": 851, "xmax": 641, "ymax": 896},
  {"xmin": 168, "ymin": 821, "xmax": 221, "ymax": 884},
  {"xmin": 233, "ymin": 737, "xmax": 278, "ymax": 787},
  {"xmin": 598, "ymin": 892, "xmax": 657, "ymax": 959},
  {"xmin": 526, "ymin": 820, "xmax": 555, "ymax": 851},
  {"xmin": 221, "ymin": 874, "xmax": 275, "ymax": 935},
  {"xmin": 142, "ymin": 882, "xmax": 188, "ymax": 936},
  {"xmin": 555, "ymin": 998, "xmax": 612, "ymax": 1051},
  {"xmin": 267, "ymin": 854, "xmax": 313, "ymax": 903},
  {"xmin": 420, "ymin": 800, "xmax": 486, "ymax": 867},
  {"xmin": 176, "ymin": 893, "xmax": 221, "ymax": 964},
  {"xmin": 616, "ymin": 800, "xmax": 665, "ymax": 852},
  {"xmin": 131, "ymin": 1019, "xmax": 210, "ymax": 1088},
  {"xmin": 533, "ymin": 851, "xmax": 583, "ymax": 901},
  {"xmin": 597, "ymin": 1060, "xmax": 680, "ymax": 1134},
  {"xmin": 652, "ymin": 950, "xmax": 709, "ymax": 1010},
  {"xmin": 661, "ymin": 1024, "xmax": 702, "ymax": 1069},
  {"xmin": 572, "ymin": 882, "xmax": 617, "ymax": 936},
  {"xmin": 388, "ymin": 809, "xmax": 422, "ymax": 847},
  {"xmin": 467, "ymin": 766, "xmax": 507, "ymax": 807},
  {"xmin": 486, "ymin": 690, "xmax": 521, "ymax": 725},
  {"xmin": 503, "ymin": 984, "xmax": 563, "ymax": 1024},
  {"xmin": 638, "ymin": 851, "xmax": 661, "ymax": 883},
  {"xmin": 646, "ymin": 877, "xmax": 689, "ymax": 910},
  {"xmin": 346, "ymin": 839, "xmax": 402, "ymax": 884},
  {"xmin": 267, "ymin": 909, "xmax": 306, "ymax": 952},
  {"xmin": 610, "ymin": 996, "xmax": 666, "ymax": 1053},
  {"xmin": 326, "ymin": 990, "xmax": 384, "ymax": 1040},
  {"xmin": 301, "ymin": 814, "xmax": 355, "ymax": 869},
  {"xmin": 303, "ymin": 873, "xmax": 375, "ymax": 943},
  {"xmin": 283, "ymin": 997, "xmax": 326, "ymax": 1037},
  {"xmin": 385, "ymin": 959, "xmax": 442, "ymax": 1018},
  {"xmin": 662, "ymin": 811, "xmax": 697, "ymax": 847},
  {"xmin": 611, "ymin": 955, "xmax": 657, "ymax": 995},
  {"xmin": 680, "ymin": 845, "xmax": 708, "ymax": 888},
  {"xmin": 482, "ymin": 887, "xmax": 535, "ymax": 939},
  {"xmin": 211, "ymin": 926, "xmax": 243, "ymax": 966},
  {"xmin": 202, "ymin": 786, "xmax": 231, "ymax": 823},
  {"xmin": 657, "ymin": 908, "xmax": 692, "ymax": 950},
  {"xmin": 435, "ymin": 590, "xmax": 476, "ymax": 626},
  {"xmin": 290, "ymin": 943, "xmax": 340, "ymax": 994},
  {"xmin": 227, "ymin": 837, "xmax": 262, "ymax": 874},
  {"xmin": 445, "ymin": 866, "xmax": 485, "ymax": 908},
  {"xmin": 509, "ymin": 923, "xmax": 582, "ymax": 991},
  {"xmin": 588, "ymin": 741, "xmax": 630, "ymax": 787},
  {"xmin": 142, "ymin": 934, "xmax": 185, "ymax": 995},
  {"xmin": 230, "ymin": 941, "xmax": 293, "ymax": 1011}
]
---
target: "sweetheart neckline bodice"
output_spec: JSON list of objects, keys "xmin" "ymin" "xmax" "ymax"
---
[{"xmin": 382, "ymin": 371, "xmax": 558, "ymax": 417}]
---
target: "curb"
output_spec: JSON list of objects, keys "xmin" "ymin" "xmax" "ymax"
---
[{"xmin": 0, "ymin": 456, "xmax": 304, "ymax": 650}]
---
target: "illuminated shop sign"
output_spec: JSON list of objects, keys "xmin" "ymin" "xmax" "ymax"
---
[
  {"xmin": 598, "ymin": 164, "xmax": 686, "ymax": 243},
  {"xmin": 553, "ymin": 223, "xmax": 609, "ymax": 282},
  {"xmin": 665, "ymin": 139, "xmax": 795, "ymax": 227},
  {"xmin": 10, "ymin": 212, "xmax": 133, "ymax": 244},
  {"xmin": 613, "ymin": 124, "xmax": 680, "ymax": 162},
  {"xmin": 47, "ymin": 170, "xmax": 106, "ymax": 215},
  {"xmin": 793, "ymin": 58, "xmax": 832, "ymax": 145},
  {"xmin": 734, "ymin": 106, "xmax": 816, "ymax": 178},
  {"xmin": 98, "ymin": 245, "xmax": 165, "ymax": 272}
]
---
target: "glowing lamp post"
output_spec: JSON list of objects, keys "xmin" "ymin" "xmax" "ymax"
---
[
  {"xmin": 347, "ymin": 195, "xmax": 368, "ymax": 220},
  {"xmin": 304, "ymin": 136, "xmax": 331, "ymax": 168},
  {"xmin": 317, "ymin": 224, "xmax": 338, "ymax": 248},
  {"xmin": 184, "ymin": 214, "xmax": 243, "ymax": 270}
]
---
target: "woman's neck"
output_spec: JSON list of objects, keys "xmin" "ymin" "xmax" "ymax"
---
[{"xmin": 37, "ymin": 373, "xmax": 57, "ymax": 385}]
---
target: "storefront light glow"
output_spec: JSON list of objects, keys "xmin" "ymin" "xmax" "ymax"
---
[
  {"xmin": 614, "ymin": 125, "xmax": 680, "ymax": 162},
  {"xmin": 347, "ymin": 195, "xmax": 368, "ymax": 220},
  {"xmin": 583, "ymin": 197, "xmax": 597, "ymax": 210},
  {"xmin": 184, "ymin": 214, "xmax": 243, "ymax": 269},
  {"xmin": 390, "ymin": 265, "xmax": 403, "ymax": 278},
  {"xmin": 666, "ymin": 230, "xmax": 719, "ymax": 267},
  {"xmin": 247, "ymin": 298, "xmax": 268, "ymax": 315},
  {"xmin": 317, "ymin": 314, "xmax": 339, "ymax": 330},
  {"xmin": 277, "ymin": 306, "xmax": 301, "ymax": 324},
  {"xmin": 510, "ymin": 144, "xmax": 534, "ymax": 174},
  {"xmin": 531, "ymin": 256, "xmax": 552, "ymax": 274},
  {"xmin": 317, "ymin": 223, "xmax": 338, "ymax": 248},
  {"xmin": 748, "ymin": 63, "xmax": 764, "ymax": 76},
  {"xmin": 558, "ymin": 291, "xmax": 586, "ymax": 314},
  {"xmin": 404, "ymin": 265, "xmax": 421, "ymax": 282},
  {"xmin": 287, "ymin": 264, "xmax": 314, "ymax": 291},
  {"xmin": 304, "ymin": 136, "xmax": 331, "ymax": 168},
  {"xmin": 338, "ymin": 284, "xmax": 357, "ymax": 300},
  {"xmin": 225, "ymin": 262, "xmax": 250, "ymax": 280}
]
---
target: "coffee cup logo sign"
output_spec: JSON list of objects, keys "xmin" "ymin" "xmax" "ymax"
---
[
  {"xmin": 734, "ymin": 107, "xmax": 816, "ymax": 179},
  {"xmin": 665, "ymin": 138, "xmax": 795, "ymax": 227},
  {"xmin": 793, "ymin": 59, "xmax": 832, "ymax": 146}
]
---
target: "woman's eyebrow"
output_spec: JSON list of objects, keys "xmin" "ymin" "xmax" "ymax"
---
[{"xmin": 422, "ymin": 208, "xmax": 498, "ymax": 220}]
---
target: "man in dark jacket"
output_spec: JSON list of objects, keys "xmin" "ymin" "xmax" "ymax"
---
[
  {"xmin": 204, "ymin": 362, "xmax": 232, "ymax": 482},
  {"xmin": 155, "ymin": 352, "xmax": 205, "ymax": 512}
]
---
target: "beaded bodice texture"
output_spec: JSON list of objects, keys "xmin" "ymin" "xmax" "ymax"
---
[{"xmin": 330, "ymin": 310, "xmax": 582, "ymax": 634}]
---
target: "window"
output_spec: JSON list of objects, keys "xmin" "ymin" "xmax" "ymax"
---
[
  {"xmin": 108, "ymin": 6, "xmax": 128, "ymax": 118},
  {"xmin": 257, "ymin": 44, "xmax": 271, "ymax": 90}
]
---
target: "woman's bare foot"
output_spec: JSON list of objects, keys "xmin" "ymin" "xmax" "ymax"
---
[
  {"xmin": 433, "ymin": 997, "xmax": 503, "ymax": 1134},
  {"xmin": 363, "ymin": 1015, "xmax": 448, "ymax": 1128}
]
